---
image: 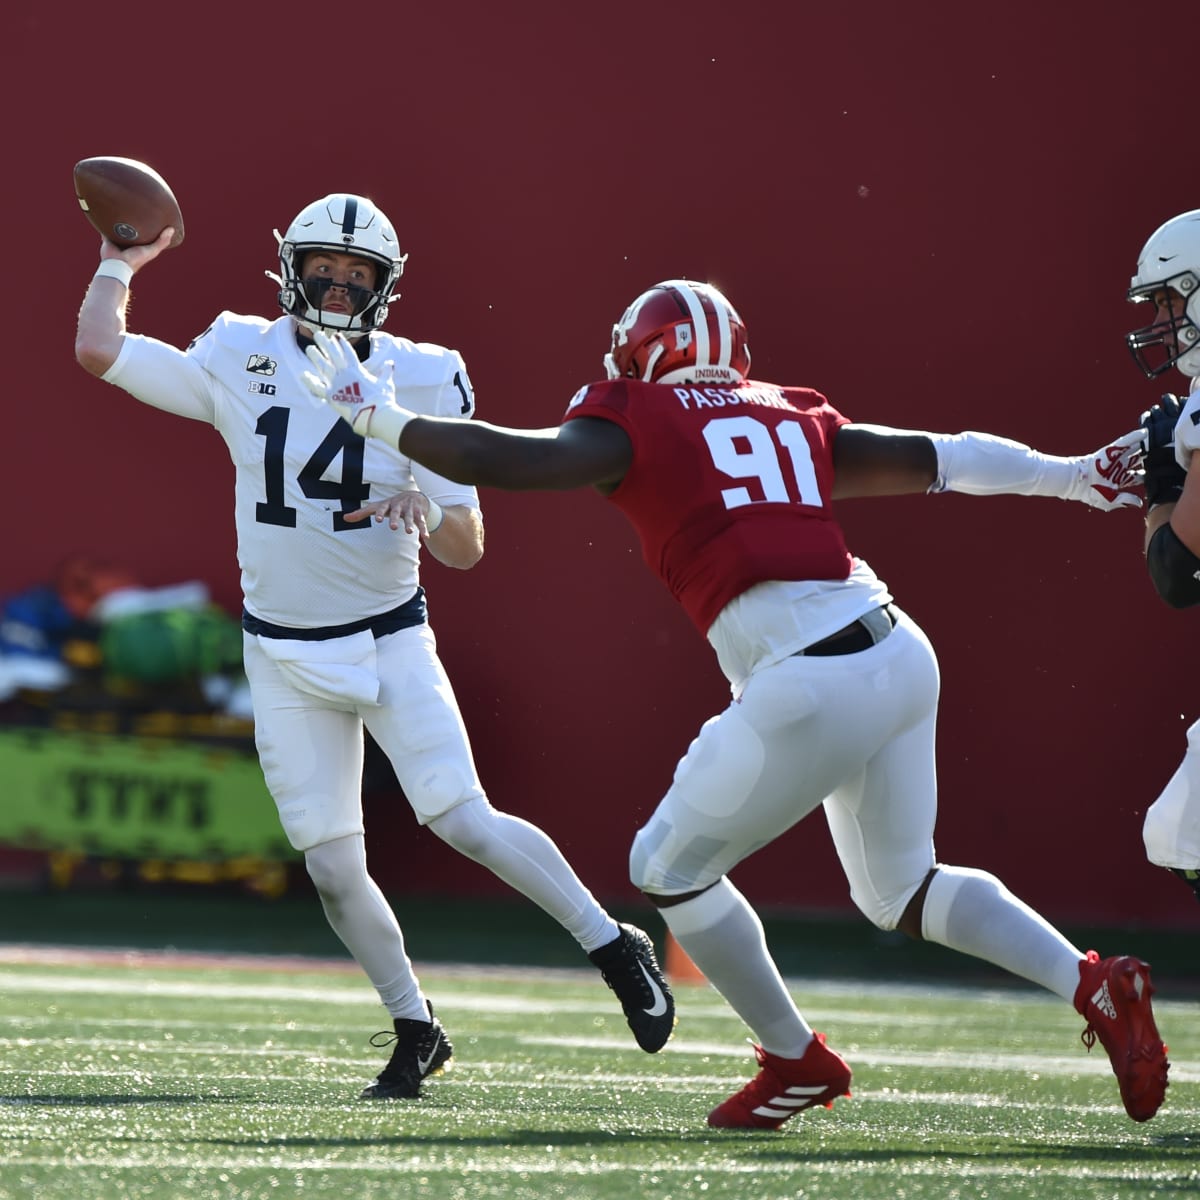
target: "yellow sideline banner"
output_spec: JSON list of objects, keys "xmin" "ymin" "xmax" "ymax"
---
[{"xmin": 0, "ymin": 727, "xmax": 293, "ymax": 861}]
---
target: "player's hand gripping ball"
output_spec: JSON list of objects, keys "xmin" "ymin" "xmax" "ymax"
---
[{"xmin": 73, "ymin": 157, "xmax": 185, "ymax": 249}]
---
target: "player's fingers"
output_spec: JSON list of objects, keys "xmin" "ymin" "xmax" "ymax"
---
[
  {"xmin": 1100, "ymin": 494, "xmax": 1142, "ymax": 510},
  {"xmin": 300, "ymin": 368, "xmax": 328, "ymax": 401},
  {"xmin": 303, "ymin": 344, "xmax": 332, "ymax": 378},
  {"xmin": 313, "ymin": 328, "xmax": 341, "ymax": 369},
  {"xmin": 329, "ymin": 332, "xmax": 353, "ymax": 369}
]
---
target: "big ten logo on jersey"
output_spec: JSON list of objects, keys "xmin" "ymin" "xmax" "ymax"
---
[
  {"xmin": 245, "ymin": 354, "xmax": 276, "ymax": 376},
  {"xmin": 246, "ymin": 354, "xmax": 278, "ymax": 395}
]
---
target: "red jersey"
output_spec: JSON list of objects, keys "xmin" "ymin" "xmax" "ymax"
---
[{"xmin": 562, "ymin": 378, "xmax": 853, "ymax": 634}]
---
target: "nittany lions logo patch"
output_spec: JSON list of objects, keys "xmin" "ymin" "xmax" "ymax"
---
[{"xmin": 245, "ymin": 355, "xmax": 277, "ymax": 376}]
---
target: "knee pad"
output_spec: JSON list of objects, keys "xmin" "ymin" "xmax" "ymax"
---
[
  {"xmin": 853, "ymin": 885, "xmax": 914, "ymax": 932},
  {"xmin": 629, "ymin": 818, "xmax": 670, "ymax": 892},
  {"xmin": 405, "ymin": 761, "xmax": 481, "ymax": 825},
  {"xmin": 277, "ymin": 796, "xmax": 364, "ymax": 853}
]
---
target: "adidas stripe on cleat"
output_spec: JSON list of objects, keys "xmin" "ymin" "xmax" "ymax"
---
[
  {"xmin": 1074, "ymin": 950, "xmax": 1169, "ymax": 1122},
  {"xmin": 707, "ymin": 1033, "xmax": 852, "ymax": 1130}
]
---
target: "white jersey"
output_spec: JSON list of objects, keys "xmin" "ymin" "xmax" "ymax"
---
[{"xmin": 104, "ymin": 312, "xmax": 480, "ymax": 628}]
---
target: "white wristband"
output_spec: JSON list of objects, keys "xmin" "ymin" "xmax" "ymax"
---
[
  {"xmin": 425, "ymin": 499, "xmax": 444, "ymax": 533},
  {"xmin": 365, "ymin": 401, "xmax": 417, "ymax": 447},
  {"xmin": 94, "ymin": 260, "xmax": 134, "ymax": 289}
]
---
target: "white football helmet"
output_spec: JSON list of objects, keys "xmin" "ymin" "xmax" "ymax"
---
[
  {"xmin": 267, "ymin": 193, "xmax": 406, "ymax": 334},
  {"xmin": 603, "ymin": 279, "xmax": 751, "ymax": 385},
  {"xmin": 1127, "ymin": 209, "xmax": 1200, "ymax": 379}
]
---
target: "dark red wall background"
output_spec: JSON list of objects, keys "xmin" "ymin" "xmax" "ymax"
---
[{"xmin": 7, "ymin": 3, "xmax": 1198, "ymax": 928}]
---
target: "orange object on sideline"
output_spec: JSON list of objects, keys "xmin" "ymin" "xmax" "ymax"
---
[{"xmin": 665, "ymin": 931, "xmax": 707, "ymax": 985}]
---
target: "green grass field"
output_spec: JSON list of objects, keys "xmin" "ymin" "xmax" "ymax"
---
[{"xmin": 1, "ymin": 945, "xmax": 1196, "ymax": 1200}]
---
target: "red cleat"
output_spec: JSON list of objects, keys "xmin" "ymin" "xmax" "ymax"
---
[
  {"xmin": 707, "ymin": 1032, "xmax": 852, "ymax": 1130},
  {"xmin": 1074, "ymin": 951, "xmax": 1169, "ymax": 1122}
]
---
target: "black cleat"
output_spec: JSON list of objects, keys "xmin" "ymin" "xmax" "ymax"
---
[
  {"xmin": 360, "ymin": 1001, "xmax": 453, "ymax": 1099},
  {"xmin": 588, "ymin": 923, "xmax": 676, "ymax": 1052}
]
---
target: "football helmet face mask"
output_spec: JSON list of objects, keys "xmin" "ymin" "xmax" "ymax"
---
[
  {"xmin": 1127, "ymin": 210, "xmax": 1200, "ymax": 379},
  {"xmin": 604, "ymin": 280, "xmax": 751, "ymax": 385},
  {"xmin": 268, "ymin": 193, "xmax": 407, "ymax": 335}
]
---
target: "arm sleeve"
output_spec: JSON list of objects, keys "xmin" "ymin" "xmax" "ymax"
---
[
  {"xmin": 926, "ymin": 430, "xmax": 1086, "ymax": 500},
  {"xmin": 102, "ymin": 333, "xmax": 216, "ymax": 424}
]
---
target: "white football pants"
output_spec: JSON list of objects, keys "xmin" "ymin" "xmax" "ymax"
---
[
  {"xmin": 244, "ymin": 622, "xmax": 485, "ymax": 851},
  {"xmin": 1143, "ymin": 716, "xmax": 1200, "ymax": 870},
  {"xmin": 630, "ymin": 611, "xmax": 940, "ymax": 928}
]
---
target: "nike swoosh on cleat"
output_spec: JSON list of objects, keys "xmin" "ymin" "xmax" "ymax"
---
[
  {"xmin": 416, "ymin": 1045, "xmax": 442, "ymax": 1075},
  {"xmin": 637, "ymin": 963, "xmax": 669, "ymax": 1017}
]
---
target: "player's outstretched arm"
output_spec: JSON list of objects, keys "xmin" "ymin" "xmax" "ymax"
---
[
  {"xmin": 75, "ymin": 227, "xmax": 177, "ymax": 376},
  {"xmin": 834, "ymin": 423, "xmax": 1143, "ymax": 510},
  {"xmin": 832, "ymin": 426, "xmax": 939, "ymax": 498},
  {"xmin": 400, "ymin": 415, "xmax": 631, "ymax": 491},
  {"xmin": 304, "ymin": 331, "xmax": 631, "ymax": 490}
]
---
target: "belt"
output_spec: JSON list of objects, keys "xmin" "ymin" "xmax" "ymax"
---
[
  {"xmin": 242, "ymin": 587, "xmax": 427, "ymax": 641},
  {"xmin": 799, "ymin": 604, "xmax": 897, "ymax": 657}
]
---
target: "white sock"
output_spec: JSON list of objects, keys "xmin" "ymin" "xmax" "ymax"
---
[
  {"xmin": 304, "ymin": 836, "xmax": 428, "ymax": 1021},
  {"xmin": 661, "ymin": 878, "xmax": 814, "ymax": 1058},
  {"xmin": 920, "ymin": 865, "xmax": 1084, "ymax": 1001},
  {"xmin": 429, "ymin": 798, "xmax": 619, "ymax": 952}
]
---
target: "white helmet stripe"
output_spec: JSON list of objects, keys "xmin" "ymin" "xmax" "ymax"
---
[
  {"xmin": 668, "ymin": 280, "xmax": 712, "ymax": 368},
  {"xmin": 712, "ymin": 287, "xmax": 732, "ymax": 367}
]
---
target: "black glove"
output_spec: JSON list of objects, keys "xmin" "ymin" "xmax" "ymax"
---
[{"xmin": 1140, "ymin": 393, "xmax": 1187, "ymax": 508}]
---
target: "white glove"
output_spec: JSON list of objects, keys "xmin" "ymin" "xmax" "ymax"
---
[
  {"xmin": 301, "ymin": 329, "xmax": 415, "ymax": 445},
  {"xmin": 1174, "ymin": 390, "xmax": 1200, "ymax": 471},
  {"xmin": 1066, "ymin": 428, "xmax": 1144, "ymax": 510}
]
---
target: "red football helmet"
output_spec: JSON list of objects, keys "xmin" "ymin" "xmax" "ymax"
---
[{"xmin": 603, "ymin": 279, "xmax": 751, "ymax": 385}]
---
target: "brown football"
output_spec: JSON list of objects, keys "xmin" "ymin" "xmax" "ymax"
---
[{"xmin": 73, "ymin": 157, "xmax": 185, "ymax": 249}]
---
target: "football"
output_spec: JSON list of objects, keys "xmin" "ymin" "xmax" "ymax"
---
[{"xmin": 73, "ymin": 156, "xmax": 185, "ymax": 249}]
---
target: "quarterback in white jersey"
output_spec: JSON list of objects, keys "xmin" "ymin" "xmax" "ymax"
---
[
  {"xmin": 108, "ymin": 309, "xmax": 479, "ymax": 628},
  {"xmin": 1129, "ymin": 209, "xmax": 1200, "ymax": 900},
  {"xmin": 74, "ymin": 193, "xmax": 675, "ymax": 1100}
]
